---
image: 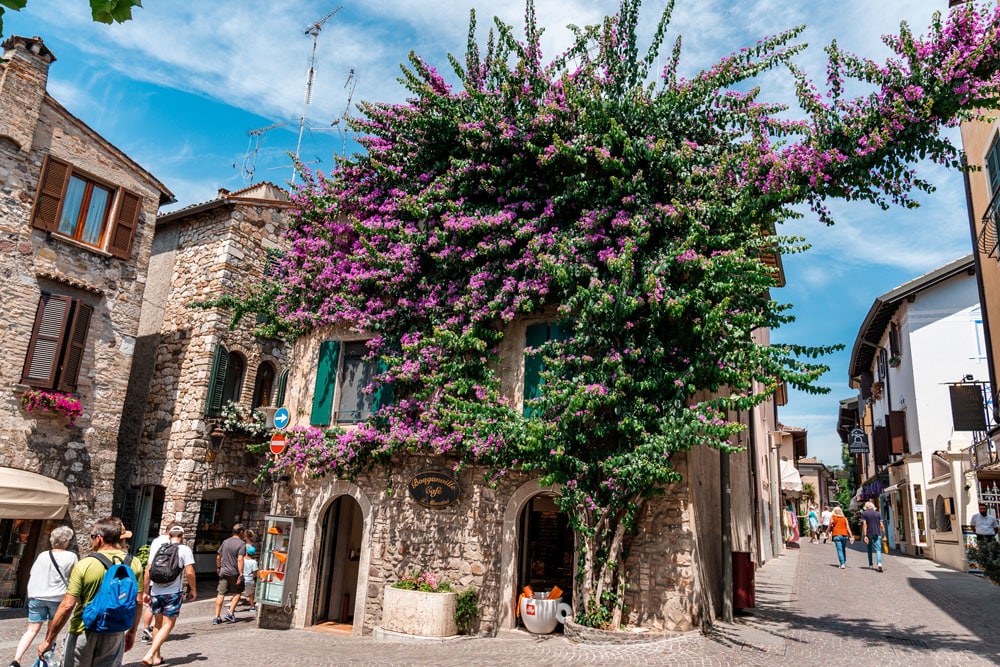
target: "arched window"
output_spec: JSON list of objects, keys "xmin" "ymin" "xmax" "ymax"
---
[
  {"xmin": 252, "ymin": 361, "xmax": 275, "ymax": 409},
  {"xmin": 205, "ymin": 346, "xmax": 246, "ymax": 416}
]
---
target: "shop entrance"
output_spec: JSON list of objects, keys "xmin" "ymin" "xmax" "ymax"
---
[
  {"xmin": 517, "ymin": 494, "xmax": 574, "ymax": 616},
  {"xmin": 312, "ymin": 495, "xmax": 363, "ymax": 627}
]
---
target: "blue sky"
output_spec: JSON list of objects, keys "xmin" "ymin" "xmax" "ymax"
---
[{"xmin": 4, "ymin": 0, "xmax": 976, "ymax": 466}]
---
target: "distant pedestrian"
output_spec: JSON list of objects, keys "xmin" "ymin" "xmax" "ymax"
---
[
  {"xmin": 213, "ymin": 524, "xmax": 246, "ymax": 625},
  {"xmin": 970, "ymin": 503, "xmax": 999, "ymax": 545},
  {"xmin": 861, "ymin": 501, "xmax": 886, "ymax": 572},
  {"xmin": 243, "ymin": 546, "xmax": 259, "ymax": 611},
  {"xmin": 830, "ymin": 506, "xmax": 854, "ymax": 569},
  {"xmin": 37, "ymin": 517, "xmax": 144, "ymax": 667},
  {"xmin": 141, "ymin": 525, "xmax": 195, "ymax": 666},
  {"xmin": 820, "ymin": 505, "xmax": 833, "ymax": 543},
  {"xmin": 807, "ymin": 506, "xmax": 820, "ymax": 543},
  {"xmin": 10, "ymin": 526, "xmax": 77, "ymax": 667}
]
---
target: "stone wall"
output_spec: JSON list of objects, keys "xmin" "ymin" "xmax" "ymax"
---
[{"xmin": 0, "ymin": 35, "xmax": 168, "ymax": 593}]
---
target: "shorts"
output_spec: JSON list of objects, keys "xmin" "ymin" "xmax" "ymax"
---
[
  {"xmin": 28, "ymin": 598, "xmax": 60, "ymax": 622},
  {"xmin": 217, "ymin": 574, "xmax": 244, "ymax": 596},
  {"xmin": 150, "ymin": 591, "xmax": 184, "ymax": 618},
  {"xmin": 243, "ymin": 581, "xmax": 256, "ymax": 597}
]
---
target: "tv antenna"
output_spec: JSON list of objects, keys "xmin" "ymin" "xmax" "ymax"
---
[
  {"xmin": 331, "ymin": 67, "xmax": 357, "ymax": 156},
  {"xmin": 239, "ymin": 120, "xmax": 287, "ymax": 184},
  {"xmin": 292, "ymin": 6, "xmax": 343, "ymax": 184}
]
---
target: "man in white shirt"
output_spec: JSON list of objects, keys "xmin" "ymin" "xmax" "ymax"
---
[
  {"xmin": 970, "ymin": 503, "xmax": 999, "ymax": 545},
  {"xmin": 141, "ymin": 526, "xmax": 196, "ymax": 667},
  {"xmin": 820, "ymin": 506, "xmax": 834, "ymax": 544}
]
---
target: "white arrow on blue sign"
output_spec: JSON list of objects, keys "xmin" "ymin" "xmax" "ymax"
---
[{"xmin": 273, "ymin": 407, "xmax": 290, "ymax": 430}]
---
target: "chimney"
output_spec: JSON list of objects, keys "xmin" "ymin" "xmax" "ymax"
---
[{"xmin": 0, "ymin": 36, "xmax": 56, "ymax": 152}]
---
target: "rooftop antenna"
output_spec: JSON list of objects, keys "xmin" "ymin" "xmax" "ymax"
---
[
  {"xmin": 331, "ymin": 67, "xmax": 357, "ymax": 156},
  {"xmin": 292, "ymin": 6, "xmax": 343, "ymax": 184},
  {"xmin": 239, "ymin": 120, "xmax": 287, "ymax": 184}
]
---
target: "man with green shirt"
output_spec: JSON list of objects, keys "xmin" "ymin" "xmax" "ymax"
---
[{"xmin": 38, "ymin": 517, "xmax": 144, "ymax": 667}]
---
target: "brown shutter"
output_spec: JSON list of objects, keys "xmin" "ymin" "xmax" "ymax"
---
[
  {"xmin": 873, "ymin": 425, "xmax": 890, "ymax": 467},
  {"xmin": 108, "ymin": 189, "xmax": 141, "ymax": 259},
  {"xmin": 889, "ymin": 410, "xmax": 907, "ymax": 455},
  {"xmin": 31, "ymin": 156, "xmax": 72, "ymax": 233},
  {"xmin": 22, "ymin": 294, "xmax": 72, "ymax": 388},
  {"xmin": 57, "ymin": 302, "xmax": 92, "ymax": 392}
]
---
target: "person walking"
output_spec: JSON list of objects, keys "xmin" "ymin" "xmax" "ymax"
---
[
  {"xmin": 141, "ymin": 526, "xmax": 196, "ymax": 666},
  {"xmin": 861, "ymin": 501, "xmax": 886, "ymax": 572},
  {"xmin": 213, "ymin": 523, "xmax": 246, "ymax": 625},
  {"xmin": 830, "ymin": 506, "xmax": 854, "ymax": 569},
  {"xmin": 242, "ymin": 546, "xmax": 259, "ymax": 612},
  {"xmin": 37, "ymin": 517, "xmax": 144, "ymax": 667},
  {"xmin": 970, "ymin": 503, "xmax": 999, "ymax": 545},
  {"xmin": 807, "ymin": 505, "xmax": 820, "ymax": 543},
  {"xmin": 10, "ymin": 526, "xmax": 77, "ymax": 667},
  {"xmin": 820, "ymin": 505, "xmax": 833, "ymax": 543}
]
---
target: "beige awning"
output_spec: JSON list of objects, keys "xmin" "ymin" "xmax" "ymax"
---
[
  {"xmin": 0, "ymin": 468, "xmax": 69, "ymax": 520},
  {"xmin": 780, "ymin": 459, "xmax": 803, "ymax": 494}
]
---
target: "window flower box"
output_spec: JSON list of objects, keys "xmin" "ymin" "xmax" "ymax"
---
[{"xmin": 19, "ymin": 389, "xmax": 82, "ymax": 426}]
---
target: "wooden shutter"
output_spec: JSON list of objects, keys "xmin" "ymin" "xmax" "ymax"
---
[
  {"xmin": 22, "ymin": 294, "xmax": 72, "ymax": 388},
  {"xmin": 889, "ymin": 410, "xmax": 907, "ymax": 455},
  {"xmin": 311, "ymin": 341, "xmax": 340, "ymax": 426},
  {"xmin": 523, "ymin": 324, "xmax": 548, "ymax": 417},
  {"xmin": 108, "ymin": 189, "xmax": 141, "ymax": 259},
  {"xmin": 873, "ymin": 426, "xmax": 890, "ymax": 467},
  {"xmin": 275, "ymin": 368, "xmax": 288, "ymax": 408},
  {"xmin": 32, "ymin": 156, "xmax": 72, "ymax": 233},
  {"xmin": 57, "ymin": 301, "xmax": 92, "ymax": 392},
  {"xmin": 205, "ymin": 346, "xmax": 229, "ymax": 416}
]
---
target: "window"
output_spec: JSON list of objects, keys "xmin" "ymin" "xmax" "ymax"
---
[
  {"xmin": 523, "ymin": 322, "xmax": 566, "ymax": 417},
  {"xmin": 31, "ymin": 155, "xmax": 142, "ymax": 258},
  {"xmin": 987, "ymin": 135, "xmax": 1000, "ymax": 197},
  {"xmin": 888, "ymin": 322, "xmax": 901, "ymax": 358},
  {"xmin": 310, "ymin": 340, "xmax": 392, "ymax": 426},
  {"xmin": 205, "ymin": 346, "xmax": 246, "ymax": 416},
  {"xmin": 21, "ymin": 293, "xmax": 93, "ymax": 391},
  {"xmin": 275, "ymin": 368, "xmax": 289, "ymax": 408},
  {"xmin": 251, "ymin": 362, "xmax": 275, "ymax": 409}
]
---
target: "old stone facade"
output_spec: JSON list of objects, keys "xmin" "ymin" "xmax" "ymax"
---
[
  {"xmin": 0, "ymin": 36, "xmax": 172, "ymax": 601},
  {"xmin": 119, "ymin": 184, "xmax": 291, "ymax": 570},
  {"xmin": 260, "ymin": 320, "xmax": 778, "ymax": 636}
]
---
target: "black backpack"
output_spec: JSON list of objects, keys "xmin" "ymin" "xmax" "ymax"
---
[{"xmin": 148, "ymin": 542, "xmax": 183, "ymax": 584}]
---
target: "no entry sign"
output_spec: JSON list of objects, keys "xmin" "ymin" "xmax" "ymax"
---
[{"xmin": 269, "ymin": 433, "xmax": 287, "ymax": 455}]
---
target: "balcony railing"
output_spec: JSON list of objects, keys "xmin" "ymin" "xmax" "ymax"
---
[{"xmin": 979, "ymin": 188, "xmax": 1000, "ymax": 259}]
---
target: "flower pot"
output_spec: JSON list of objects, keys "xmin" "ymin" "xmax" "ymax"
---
[
  {"xmin": 519, "ymin": 596, "xmax": 572, "ymax": 634},
  {"xmin": 382, "ymin": 585, "xmax": 458, "ymax": 637}
]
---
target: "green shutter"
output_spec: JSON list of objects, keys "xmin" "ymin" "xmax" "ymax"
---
[
  {"xmin": 523, "ymin": 324, "xmax": 548, "ymax": 417},
  {"xmin": 311, "ymin": 341, "xmax": 340, "ymax": 426},
  {"xmin": 275, "ymin": 368, "xmax": 289, "ymax": 408},
  {"xmin": 205, "ymin": 345, "xmax": 229, "ymax": 416},
  {"xmin": 549, "ymin": 322, "xmax": 568, "ymax": 341},
  {"xmin": 372, "ymin": 358, "xmax": 394, "ymax": 413}
]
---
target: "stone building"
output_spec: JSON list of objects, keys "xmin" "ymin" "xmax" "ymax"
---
[
  {"xmin": 118, "ymin": 183, "xmax": 292, "ymax": 571},
  {"xmin": 257, "ymin": 320, "xmax": 783, "ymax": 636},
  {"xmin": 0, "ymin": 35, "xmax": 172, "ymax": 601}
]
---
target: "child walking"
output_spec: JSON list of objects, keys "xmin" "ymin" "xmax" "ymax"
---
[{"xmin": 243, "ymin": 545, "xmax": 260, "ymax": 611}]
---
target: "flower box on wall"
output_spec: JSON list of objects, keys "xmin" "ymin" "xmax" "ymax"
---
[
  {"xmin": 381, "ymin": 585, "xmax": 458, "ymax": 637},
  {"xmin": 18, "ymin": 388, "xmax": 82, "ymax": 425}
]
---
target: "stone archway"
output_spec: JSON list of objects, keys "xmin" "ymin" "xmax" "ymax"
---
[
  {"xmin": 497, "ymin": 479, "xmax": 564, "ymax": 630},
  {"xmin": 292, "ymin": 480, "xmax": 373, "ymax": 635}
]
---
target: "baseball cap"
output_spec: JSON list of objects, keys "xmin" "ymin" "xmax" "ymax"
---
[
  {"xmin": 247, "ymin": 545, "xmax": 257, "ymax": 555},
  {"xmin": 168, "ymin": 525, "xmax": 184, "ymax": 535}
]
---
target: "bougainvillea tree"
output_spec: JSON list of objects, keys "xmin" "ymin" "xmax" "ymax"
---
[{"xmin": 268, "ymin": 0, "xmax": 1000, "ymax": 628}]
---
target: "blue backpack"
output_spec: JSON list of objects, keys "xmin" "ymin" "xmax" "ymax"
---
[{"xmin": 81, "ymin": 553, "xmax": 138, "ymax": 633}]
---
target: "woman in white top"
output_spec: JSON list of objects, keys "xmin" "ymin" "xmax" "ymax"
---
[{"xmin": 10, "ymin": 525, "xmax": 77, "ymax": 667}]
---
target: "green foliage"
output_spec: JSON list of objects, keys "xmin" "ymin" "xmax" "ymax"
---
[
  {"xmin": 191, "ymin": 279, "xmax": 300, "ymax": 341},
  {"xmin": 0, "ymin": 0, "xmax": 141, "ymax": 36},
  {"xmin": 967, "ymin": 538, "xmax": 1000, "ymax": 585},
  {"xmin": 135, "ymin": 542, "xmax": 150, "ymax": 569},
  {"xmin": 455, "ymin": 588, "xmax": 479, "ymax": 634},
  {"xmin": 391, "ymin": 570, "xmax": 453, "ymax": 593}
]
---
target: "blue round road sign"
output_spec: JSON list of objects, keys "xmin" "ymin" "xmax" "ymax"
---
[{"xmin": 273, "ymin": 407, "xmax": 290, "ymax": 430}]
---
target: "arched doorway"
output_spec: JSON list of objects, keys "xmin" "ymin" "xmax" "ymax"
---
[
  {"xmin": 516, "ymin": 493, "xmax": 574, "ymax": 622},
  {"xmin": 312, "ymin": 495, "xmax": 364, "ymax": 628}
]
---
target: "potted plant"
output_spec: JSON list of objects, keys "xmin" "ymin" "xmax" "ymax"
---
[
  {"xmin": 19, "ymin": 389, "xmax": 82, "ymax": 425},
  {"xmin": 381, "ymin": 571, "xmax": 459, "ymax": 637}
]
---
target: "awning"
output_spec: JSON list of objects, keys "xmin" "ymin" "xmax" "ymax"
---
[
  {"xmin": 780, "ymin": 459, "xmax": 803, "ymax": 493},
  {"xmin": 0, "ymin": 468, "xmax": 69, "ymax": 520},
  {"xmin": 883, "ymin": 479, "xmax": 907, "ymax": 494}
]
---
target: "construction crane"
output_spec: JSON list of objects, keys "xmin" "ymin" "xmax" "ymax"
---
[{"xmin": 292, "ymin": 6, "xmax": 343, "ymax": 183}]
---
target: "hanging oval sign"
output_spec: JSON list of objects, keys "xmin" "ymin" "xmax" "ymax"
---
[{"xmin": 408, "ymin": 470, "xmax": 461, "ymax": 508}]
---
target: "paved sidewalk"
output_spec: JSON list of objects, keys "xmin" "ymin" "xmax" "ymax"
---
[{"xmin": 0, "ymin": 541, "xmax": 996, "ymax": 665}]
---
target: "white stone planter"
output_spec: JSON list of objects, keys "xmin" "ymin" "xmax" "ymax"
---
[{"xmin": 381, "ymin": 585, "xmax": 458, "ymax": 637}]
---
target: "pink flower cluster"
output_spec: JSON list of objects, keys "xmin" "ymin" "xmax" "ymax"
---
[{"xmin": 20, "ymin": 389, "xmax": 83, "ymax": 426}]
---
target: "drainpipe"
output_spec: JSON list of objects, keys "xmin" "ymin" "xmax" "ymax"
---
[
  {"xmin": 721, "ymin": 448, "xmax": 732, "ymax": 622},
  {"xmin": 770, "ymin": 434, "xmax": 783, "ymax": 558}
]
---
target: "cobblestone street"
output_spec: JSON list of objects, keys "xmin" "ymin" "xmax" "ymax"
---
[{"xmin": 1, "ymin": 539, "xmax": 998, "ymax": 666}]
